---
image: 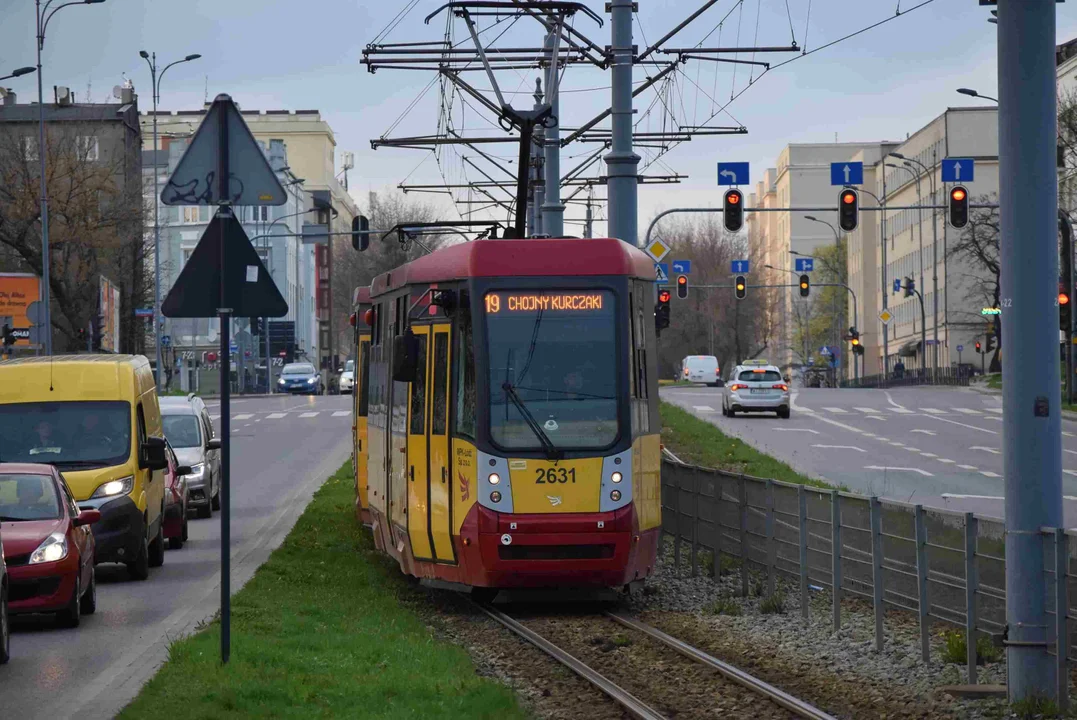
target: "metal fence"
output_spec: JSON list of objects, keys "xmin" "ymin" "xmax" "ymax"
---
[
  {"xmin": 661, "ymin": 458, "xmax": 1073, "ymax": 708},
  {"xmin": 841, "ymin": 367, "xmax": 971, "ymax": 389}
]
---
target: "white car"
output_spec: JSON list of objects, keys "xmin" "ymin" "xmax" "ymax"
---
[
  {"xmin": 722, "ymin": 360, "xmax": 790, "ymax": 418},
  {"xmin": 339, "ymin": 359, "xmax": 355, "ymax": 394},
  {"xmin": 681, "ymin": 355, "xmax": 722, "ymax": 387}
]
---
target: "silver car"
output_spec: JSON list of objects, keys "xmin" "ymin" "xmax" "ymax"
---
[
  {"xmin": 722, "ymin": 362, "xmax": 791, "ymax": 419},
  {"xmin": 159, "ymin": 395, "xmax": 221, "ymax": 518}
]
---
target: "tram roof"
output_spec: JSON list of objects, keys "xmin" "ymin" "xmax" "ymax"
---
[{"xmin": 369, "ymin": 238, "xmax": 654, "ymax": 297}]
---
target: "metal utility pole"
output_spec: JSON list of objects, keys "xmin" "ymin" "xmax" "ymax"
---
[
  {"xmin": 607, "ymin": 0, "xmax": 640, "ymax": 247},
  {"xmin": 998, "ymin": 0, "xmax": 1062, "ymax": 702},
  {"xmin": 1064, "ymin": 211, "xmax": 1076, "ymax": 406},
  {"xmin": 529, "ymin": 78, "xmax": 544, "ymax": 237},
  {"xmin": 541, "ymin": 28, "xmax": 565, "ymax": 238}
]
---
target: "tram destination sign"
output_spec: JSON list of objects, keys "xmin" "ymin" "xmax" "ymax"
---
[{"xmin": 484, "ymin": 291, "xmax": 607, "ymax": 313}]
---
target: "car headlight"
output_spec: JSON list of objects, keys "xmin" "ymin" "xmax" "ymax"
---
[
  {"xmin": 188, "ymin": 463, "xmax": 205, "ymax": 480},
  {"xmin": 307, "ymin": 377, "xmax": 317, "ymax": 384},
  {"xmin": 30, "ymin": 532, "xmax": 68, "ymax": 564},
  {"xmin": 90, "ymin": 475, "xmax": 134, "ymax": 499},
  {"xmin": 278, "ymin": 378, "xmax": 286, "ymax": 385},
  {"xmin": 611, "ymin": 472, "xmax": 623, "ymax": 484}
]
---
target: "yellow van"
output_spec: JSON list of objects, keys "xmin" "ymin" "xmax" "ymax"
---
[{"xmin": 0, "ymin": 355, "xmax": 169, "ymax": 580}]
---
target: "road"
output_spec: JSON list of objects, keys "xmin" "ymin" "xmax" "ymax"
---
[
  {"xmin": 2, "ymin": 394, "xmax": 352, "ymax": 719},
  {"xmin": 662, "ymin": 385, "xmax": 1077, "ymax": 522}
]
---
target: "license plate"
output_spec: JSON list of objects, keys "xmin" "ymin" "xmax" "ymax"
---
[{"xmin": 750, "ymin": 388, "xmax": 769, "ymax": 394}]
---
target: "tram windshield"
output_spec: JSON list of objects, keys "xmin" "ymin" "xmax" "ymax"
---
[{"xmin": 484, "ymin": 290, "xmax": 619, "ymax": 451}]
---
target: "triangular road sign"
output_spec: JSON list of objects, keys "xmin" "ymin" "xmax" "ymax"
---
[
  {"xmin": 162, "ymin": 209, "xmax": 288, "ymax": 318},
  {"xmin": 161, "ymin": 93, "xmax": 287, "ymax": 207}
]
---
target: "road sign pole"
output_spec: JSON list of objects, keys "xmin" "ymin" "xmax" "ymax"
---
[
  {"xmin": 607, "ymin": 0, "xmax": 640, "ymax": 247},
  {"xmin": 999, "ymin": 0, "xmax": 1061, "ymax": 701},
  {"xmin": 216, "ymin": 101, "xmax": 232, "ymax": 666}
]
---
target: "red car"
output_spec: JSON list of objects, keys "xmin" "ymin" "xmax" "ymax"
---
[
  {"xmin": 0, "ymin": 464, "xmax": 99, "ymax": 627},
  {"xmin": 163, "ymin": 443, "xmax": 189, "ymax": 550}
]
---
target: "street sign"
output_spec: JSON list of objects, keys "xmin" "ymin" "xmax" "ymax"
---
[
  {"xmin": 135, "ymin": 308, "xmax": 154, "ymax": 318},
  {"xmin": 716, "ymin": 162, "xmax": 749, "ymax": 186},
  {"xmin": 925, "ymin": 339, "xmax": 940, "ymax": 346},
  {"xmin": 161, "ymin": 94, "xmax": 287, "ymax": 207},
  {"xmin": 229, "ymin": 343, "xmax": 238, "ymax": 353},
  {"xmin": 162, "ymin": 335, "xmax": 171, "ymax": 347},
  {"xmin": 645, "ymin": 239, "xmax": 670, "ymax": 263},
  {"xmin": 24, "ymin": 300, "xmax": 44, "ymax": 327},
  {"xmin": 654, "ymin": 263, "xmax": 670, "ymax": 284},
  {"xmin": 794, "ymin": 257, "xmax": 814, "ymax": 272},
  {"xmin": 819, "ymin": 346, "xmax": 832, "ymax": 356},
  {"xmin": 830, "ymin": 162, "xmax": 863, "ymax": 186},
  {"xmin": 879, "ymin": 309, "xmax": 893, "ymax": 324},
  {"xmin": 893, "ymin": 278, "xmax": 902, "ymax": 294},
  {"xmin": 672, "ymin": 260, "xmax": 691, "ymax": 274},
  {"xmin": 941, "ymin": 158, "xmax": 974, "ymax": 183},
  {"xmin": 957, "ymin": 344, "xmax": 964, "ymax": 352},
  {"xmin": 731, "ymin": 259, "xmax": 750, "ymax": 274}
]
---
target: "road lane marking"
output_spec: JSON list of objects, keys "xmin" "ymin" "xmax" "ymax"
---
[
  {"xmin": 954, "ymin": 408, "xmax": 982, "ymax": 415},
  {"xmin": 693, "ymin": 405, "xmax": 716, "ymax": 412},
  {"xmin": 942, "ymin": 493, "xmax": 1000, "ymax": 499},
  {"xmin": 1066, "ymin": 432, "xmax": 1076, "ymax": 438},
  {"xmin": 980, "ymin": 471, "xmax": 1001, "ymax": 478},
  {"xmin": 985, "ymin": 408, "xmax": 1003, "ymax": 414},
  {"xmin": 920, "ymin": 452, "xmax": 938, "ymax": 457},
  {"xmin": 890, "ymin": 441, "xmax": 905, "ymax": 447},
  {"xmin": 910, "ymin": 429, "xmax": 937, "ymax": 436},
  {"xmin": 937, "ymin": 459, "xmax": 956, "ymax": 463},
  {"xmin": 332, "ymin": 411, "xmax": 351, "ymax": 417},
  {"xmin": 233, "ymin": 413, "xmax": 254, "ymax": 420},
  {"xmin": 970, "ymin": 446, "xmax": 1001, "ymax": 455},
  {"xmin": 855, "ymin": 407, "xmax": 881, "ymax": 414},
  {"xmin": 1065, "ymin": 449, "xmax": 1077, "ymax": 456},
  {"xmin": 300, "ymin": 412, "xmax": 319, "ymax": 418},
  {"xmin": 921, "ymin": 408, "xmax": 947, "ymax": 414},
  {"xmin": 822, "ymin": 407, "xmax": 848, "ymax": 414},
  {"xmin": 958, "ymin": 464, "xmax": 979, "ymax": 471},
  {"xmin": 810, "ymin": 415, "xmax": 867, "ymax": 435},
  {"xmin": 773, "ymin": 428, "xmax": 820, "ymax": 434},
  {"xmin": 866, "ymin": 415, "xmax": 886, "ymax": 421},
  {"xmin": 888, "ymin": 407, "xmax": 916, "ymax": 414},
  {"xmin": 811, "ymin": 444, "xmax": 865, "ymax": 452},
  {"xmin": 266, "ymin": 413, "xmax": 287, "ymax": 419},
  {"xmin": 875, "ymin": 437, "xmax": 890, "ymax": 442},
  {"xmin": 904, "ymin": 447, "xmax": 921, "ymax": 452},
  {"xmin": 1065, "ymin": 470, "xmax": 1077, "ymax": 477},
  {"xmin": 884, "ymin": 391, "xmax": 905, "ymax": 409},
  {"xmin": 862, "ymin": 432, "xmax": 877, "ymax": 438},
  {"xmin": 864, "ymin": 466, "xmax": 934, "ymax": 476},
  {"xmin": 924, "ymin": 415, "xmax": 999, "ymax": 435},
  {"xmin": 984, "ymin": 416, "xmax": 1003, "ymax": 422}
]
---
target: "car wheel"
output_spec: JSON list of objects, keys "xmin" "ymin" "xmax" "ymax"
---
[
  {"xmin": 80, "ymin": 564, "xmax": 97, "ymax": 615},
  {"xmin": 127, "ymin": 532, "xmax": 150, "ymax": 581},
  {"xmin": 182, "ymin": 515, "xmax": 189, "ymax": 542},
  {"xmin": 169, "ymin": 534, "xmax": 184, "ymax": 550},
  {"xmin": 197, "ymin": 502, "xmax": 212, "ymax": 519},
  {"xmin": 211, "ymin": 486, "xmax": 221, "ymax": 511},
  {"xmin": 58, "ymin": 576, "xmax": 81, "ymax": 628},
  {"xmin": 778, "ymin": 408, "xmax": 791, "ymax": 419},
  {"xmin": 148, "ymin": 520, "xmax": 165, "ymax": 568},
  {"xmin": 0, "ymin": 585, "xmax": 10, "ymax": 664}
]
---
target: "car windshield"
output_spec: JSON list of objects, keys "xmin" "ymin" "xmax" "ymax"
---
[
  {"xmin": 0, "ymin": 473, "xmax": 61, "ymax": 521},
  {"xmin": 0, "ymin": 401, "xmax": 131, "ymax": 467},
  {"xmin": 738, "ymin": 370, "xmax": 782, "ymax": 382},
  {"xmin": 484, "ymin": 289, "xmax": 619, "ymax": 450},
  {"xmin": 345, "ymin": 360, "xmax": 354, "ymax": 373},
  {"xmin": 283, "ymin": 364, "xmax": 315, "ymax": 375},
  {"xmin": 162, "ymin": 414, "xmax": 202, "ymax": 449}
]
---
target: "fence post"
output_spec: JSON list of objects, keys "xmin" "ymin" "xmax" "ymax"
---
[
  {"xmin": 831, "ymin": 490, "xmax": 842, "ymax": 632},
  {"xmin": 690, "ymin": 468, "xmax": 699, "ymax": 578},
  {"xmin": 1055, "ymin": 528, "xmax": 1069, "ymax": 713},
  {"xmin": 964, "ymin": 512, "xmax": 978, "ymax": 685},
  {"xmin": 673, "ymin": 468, "xmax": 682, "ymax": 575},
  {"xmin": 870, "ymin": 496, "xmax": 884, "ymax": 652},
  {"xmin": 799, "ymin": 485, "xmax": 809, "ymax": 623},
  {"xmin": 914, "ymin": 504, "xmax": 930, "ymax": 663},
  {"xmin": 739, "ymin": 474, "xmax": 749, "ymax": 598},
  {"xmin": 766, "ymin": 479, "xmax": 776, "ymax": 599},
  {"xmin": 712, "ymin": 473, "xmax": 723, "ymax": 581}
]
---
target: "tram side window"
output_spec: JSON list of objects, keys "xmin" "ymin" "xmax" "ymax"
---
[
  {"xmin": 432, "ymin": 333, "xmax": 449, "ymax": 435},
  {"xmin": 409, "ymin": 335, "xmax": 428, "ymax": 434},
  {"xmin": 454, "ymin": 309, "xmax": 477, "ymax": 438},
  {"xmin": 358, "ymin": 340, "xmax": 370, "ymax": 417}
]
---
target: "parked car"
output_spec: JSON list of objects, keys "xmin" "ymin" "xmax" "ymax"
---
[
  {"xmin": 277, "ymin": 363, "xmax": 324, "ymax": 395},
  {"xmin": 0, "ymin": 464, "xmax": 100, "ymax": 627},
  {"xmin": 162, "ymin": 444, "xmax": 189, "ymax": 550},
  {"xmin": 339, "ymin": 360, "xmax": 355, "ymax": 394},
  {"xmin": 0, "ymin": 521, "xmax": 8, "ymax": 664},
  {"xmin": 160, "ymin": 395, "xmax": 220, "ymax": 519}
]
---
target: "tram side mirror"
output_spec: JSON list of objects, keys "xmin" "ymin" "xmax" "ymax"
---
[
  {"xmin": 392, "ymin": 330, "xmax": 419, "ymax": 383},
  {"xmin": 430, "ymin": 289, "xmax": 456, "ymax": 314}
]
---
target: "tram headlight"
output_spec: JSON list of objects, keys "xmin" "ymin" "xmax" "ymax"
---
[
  {"xmin": 611, "ymin": 472, "xmax": 623, "ymax": 484},
  {"xmin": 488, "ymin": 473, "xmax": 501, "ymax": 485},
  {"xmin": 490, "ymin": 491, "xmax": 502, "ymax": 503},
  {"xmin": 610, "ymin": 490, "xmax": 621, "ymax": 501}
]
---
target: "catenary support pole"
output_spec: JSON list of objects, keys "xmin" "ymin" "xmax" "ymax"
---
[
  {"xmin": 542, "ymin": 28, "xmax": 565, "ymax": 237},
  {"xmin": 998, "ymin": 0, "xmax": 1062, "ymax": 701},
  {"xmin": 217, "ymin": 98, "xmax": 232, "ymax": 665},
  {"xmin": 607, "ymin": 0, "xmax": 640, "ymax": 247}
]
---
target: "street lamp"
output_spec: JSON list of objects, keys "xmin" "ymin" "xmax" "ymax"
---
[
  {"xmin": 36, "ymin": 0, "xmax": 108, "ymax": 355},
  {"xmin": 886, "ymin": 162, "xmax": 929, "ymax": 375},
  {"xmin": 957, "ymin": 87, "xmax": 999, "ymax": 104},
  {"xmin": 0, "ymin": 67, "xmax": 37, "ymax": 82},
  {"xmin": 141, "ymin": 50, "xmax": 201, "ymax": 390}
]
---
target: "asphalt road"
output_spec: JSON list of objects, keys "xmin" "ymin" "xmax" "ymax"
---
[
  {"xmin": 1, "ymin": 393, "xmax": 352, "ymax": 719},
  {"xmin": 662, "ymin": 385, "xmax": 1077, "ymax": 522}
]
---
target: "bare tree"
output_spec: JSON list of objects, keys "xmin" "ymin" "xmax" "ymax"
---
[{"xmin": 946, "ymin": 193, "xmax": 1001, "ymax": 372}]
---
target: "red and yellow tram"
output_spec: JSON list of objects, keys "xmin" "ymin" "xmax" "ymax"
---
[{"xmin": 351, "ymin": 237, "xmax": 661, "ymax": 591}]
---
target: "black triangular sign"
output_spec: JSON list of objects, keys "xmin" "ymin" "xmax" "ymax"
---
[
  {"xmin": 160, "ymin": 93, "xmax": 287, "ymax": 207},
  {"xmin": 162, "ymin": 209, "xmax": 289, "ymax": 319}
]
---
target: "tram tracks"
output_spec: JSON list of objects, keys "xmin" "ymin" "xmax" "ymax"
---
[{"xmin": 477, "ymin": 603, "xmax": 837, "ymax": 720}]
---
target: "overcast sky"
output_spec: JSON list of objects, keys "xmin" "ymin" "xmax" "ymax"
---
[{"xmin": 3, "ymin": 0, "xmax": 1076, "ymax": 237}]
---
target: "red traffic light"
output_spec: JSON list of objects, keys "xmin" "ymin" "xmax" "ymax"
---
[
  {"xmin": 1061, "ymin": 292, "xmax": 1071, "ymax": 306},
  {"xmin": 727, "ymin": 191, "xmax": 741, "ymax": 205},
  {"xmin": 841, "ymin": 191, "xmax": 856, "ymax": 204},
  {"xmin": 677, "ymin": 275, "xmax": 687, "ymax": 285},
  {"xmin": 658, "ymin": 290, "xmax": 671, "ymax": 303},
  {"xmin": 975, "ymin": 342, "xmax": 981, "ymax": 352},
  {"xmin": 838, "ymin": 188, "xmax": 859, "ymax": 232},
  {"xmin": 951, "ymin": 187, "xmax": 967, "ymax": 202}
]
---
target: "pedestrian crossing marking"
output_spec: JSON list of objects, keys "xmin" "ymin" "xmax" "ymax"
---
[
  {"xmin": 980, "ymin": 471, "xmax": 1001, "ymax": 478},
  {"xmin": 889, "ymin": 407, "xmax": 916, "ymax": 414},
  {"xmin": 332, "ymin": 411, "xmax": 351, "ymax": 417},
  {"xmin": 855, "ymin": 407, "xmax": 881, "ymax": 414},
  {"xmin": 300, "ymin": 412, "xmax": 319, "ymax": 418},
  {"xmin": 920, "ymin": 452, "xmax": 938, "ymax": 458},
  {"xmin": 957, "ymin": 464, "xmax": 978, "ymax": 471},
  {"xmin": 267, "ymin": 413, "xmax": 287, "ymax": 419},
  {"xmin": 985, "ymin": 408, "xmax": 1003, "ymax": 414},
  {"xmin": 937, "ymin": 459, "xmax": 956, "ymax": 463},
  {"xmin": 954, "ymin": 408, "xmax": 981, "ymax": 415},
  {"xmin": 1064, "ymin": 470, "xmax": 1077, "ymax": 477},
  {"xmin": 233, "ymin": 413, "xmax": 254, "ymax": 420},
  {"xmin": 922, "ymin": 408, "xmax": 946, "ymax": 415},
  {"xmin": 693, "ymin": 405, "xmax": 716, "ymax": 413},
  {"xmin": 822, "ymin": 407, "xmax": 848, "ymax": 414}
]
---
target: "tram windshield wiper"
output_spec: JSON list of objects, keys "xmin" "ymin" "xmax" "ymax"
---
[{"xmin": 501, "ymin": 382, "xmax": 562, "ymax": 460}]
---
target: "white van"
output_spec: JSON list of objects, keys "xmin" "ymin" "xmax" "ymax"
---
[{"xmin": 681, "ymin": 355, "xmax": 722, "ymax": 387}]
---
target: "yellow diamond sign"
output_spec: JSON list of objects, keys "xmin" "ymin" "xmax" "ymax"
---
[
  {"xmin": 645, "ymin": 239, "xmax": 671, "ymax": 263},
  {"xmin": 878, "ymin": 309, "xmax": 893, "ymax": 325}
]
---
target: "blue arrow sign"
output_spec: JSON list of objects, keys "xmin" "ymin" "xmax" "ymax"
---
[
  {"xmin": 655, "ymin": 263, "xmax": 670, "ymax": 284},
  {"xmin": 957, "ymin": 344, "xmax": 964, "ymax": 352},
  {"xmin": 161, "ymin": 335, "xmax": 172, "ymax": 347},
  {"xmin": 794, "ymin": 258, "xmax": 814, "ymax": 272},
  {"xmin": 830, "ymin": 161, "xmax": 863, "ymax": 186},
  {"xmin": 672, "ymin": 259, "xmax": 692, "ymax": 274},
  {"xmin": 731, "ymin": 259, "xmax": 750, "ymax": 274},
  {"xmin": 893, "ymin": 278, "xmax": 902, "ymax": 294},
  {"xmin": 717, "ymin": 162, "xmax": 749, "ymax": 186},
  {"xmin": 941, "ymin": 158, "xmax": 974, "ymax": 183}
]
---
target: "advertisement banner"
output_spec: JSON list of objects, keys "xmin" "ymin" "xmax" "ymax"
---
[
  {"xmin": 99, "ymin": 275, "xmax": 121, "ymax": 353},
  {"xmin": 0, "ymin": 273, "xmax": 41, "ymax": 348}
]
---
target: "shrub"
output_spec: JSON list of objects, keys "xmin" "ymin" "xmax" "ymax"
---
[
  {"xmin": 759, "ymin": 593, "xmax": 785, "ymax": 615},
  {"xmin": 706, "ymin": 597, "xmax": 743, "ymax": 616},
  {"xmin": 940, "ymin": 630, "xmax": 1003, "ymax": 665}
]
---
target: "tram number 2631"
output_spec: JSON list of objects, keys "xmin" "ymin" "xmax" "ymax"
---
[{"xmin": 535, "ymin": 467, "xmax": 577, "ymax": 484}]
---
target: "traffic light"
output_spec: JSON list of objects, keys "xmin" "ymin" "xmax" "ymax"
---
[
  {"xmin": 1, "ymin": 324, "xmax": 14, "ymax": 348},
  {"xmin": 352, "ymin": 214, "xmax": 370, "ymax": 252},
  {"xmin": 734, "ymin": 275, "xmax": 746, "ymax": 300},
  {"xmin": 975, "ymin": 340, "xmax": 982, "ymax": 354},
  {"xmin": 985, "ymin": 332, "xmax": 996, "ymax": 354},
  {"xmin": 799, "ymin": 274, "xmax": 810, "ymax": 298},
  {"xmin": 904, "ymin": 277, "xmax": 915, "ymax": 298},
  {"xmin": 838, "ymin": 188, "xmax": 859, "ymax": 232},
  {"xmin": 723, "ymin": 189, "xmax": 743, "ymax": 233},
  {"xmin": 1061, "ymin": 280, "xmax": 1072, "ymax": 332},
  {"xmin": 676, "ymin": 274, "xmax": 689, "ymax": 299},
  {"xmin": 848, "ymin": 327, "xmax": 860, "ymax": 347},
  {"xmin": 948, "ymin": 185, "xmax": 969, "ymax": 229},
  {"xmin": 249, "ymin": 318, "xmax": 261, "ymax": 336},
  {"xmin": 655, "ymin": 289, "xmax": 671, "ymax": 333}
]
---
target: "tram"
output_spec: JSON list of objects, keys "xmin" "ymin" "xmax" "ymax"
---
[{"xmin": 350, "ymin": 237, "xmax": 661, "ymax": 591}]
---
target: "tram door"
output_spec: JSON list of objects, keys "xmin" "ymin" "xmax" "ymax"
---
[
  {"xmin": 355, "ymin": 337, "xmax": 370, "ymax": 510},
  {"xmin": 406, "ymin": 323, "xmax": 456, "ymax": 563}
]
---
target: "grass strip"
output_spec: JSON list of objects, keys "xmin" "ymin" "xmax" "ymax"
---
[
  {"xmin": 119, "ymin": 462, "xmax": 528, "ymax": 720},
  {"xmin": 659, "ymin": 401, "xmax": 832, "ymax": 490}
]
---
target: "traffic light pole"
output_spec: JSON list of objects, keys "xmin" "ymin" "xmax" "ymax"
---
[
  {"xmin": 1062, "ymin": 210, "xmax": 1075, "ymax": 407},
  {"xmin": 902, "ymin": 283, "xmax": 928, "ymax": 374},
  {"xmin": 998, "ymin": 0, "xmax": 1061, "ymax": 702}
]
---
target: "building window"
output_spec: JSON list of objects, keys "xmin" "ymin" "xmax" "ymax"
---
[
  {"xmin": 182, "ymin": 248, "xmax": 195, "ymax": 267},
  {"xmin": 183, "ymin": 206, "xmax": 200, "ymax": 223},
  {"xmin": 76, "ymin": 136, "xmax": 99, "ymax": 161},
  {"xmin": 21, "ymin": 136, "xmax": 38, "ymax": 162}
]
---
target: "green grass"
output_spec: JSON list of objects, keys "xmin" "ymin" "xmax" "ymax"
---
[
  {"xmin": 659, "ymin": 401, "xmax": 833, "ymax": 489},
  {"xmin": 939, "ymin": 630, "xmax": 1003, "ymax": 665},
  {"xmin": 705, "ymin": 597, "xmax": 743, "ymax": 616},
  {"xmin": 1010, "ymin": 695, "xmax": 1061, "ymax": 719},
  {"xmin": 984, "ymin": 373, "xmax": 1002, "ymax": 390},
  {"xmin": 118, "ymin": 463, "xmax": 528, "ymax": 720},
  {"xmin": 759, "ymin": 593, "xmax": 786, "ymax": 615}
]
